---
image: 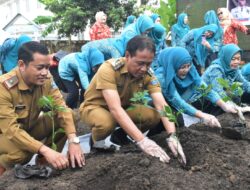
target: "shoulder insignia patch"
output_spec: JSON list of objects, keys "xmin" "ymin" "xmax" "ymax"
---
[
  {"xmin": 111, "ymin": 58, "xmax": 125, "ymax": 71},
  {"xmin": 147, "ymin": 68, "xmax": 154, "ymax": 76},
  {"xmin": 3, "ymin": 75, "xmax": 18, "ymax": 90}
]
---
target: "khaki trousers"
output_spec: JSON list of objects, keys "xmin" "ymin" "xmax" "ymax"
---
[
  {"xmin": 81, "ymin": 105, "xmax": 160, "ymax": 142},
  {"xmin": 0, "ymin": 115, "xmax": 66, "ymax": 169}
]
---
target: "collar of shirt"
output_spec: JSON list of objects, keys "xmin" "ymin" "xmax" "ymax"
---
[{"xmin": 15, "ymin": 68, "xmax": 32, "ymax": 91}]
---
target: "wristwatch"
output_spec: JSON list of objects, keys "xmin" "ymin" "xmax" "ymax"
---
[{"xmin": 68, "ymin": 137, "xmax": 80, "ymax": 144}]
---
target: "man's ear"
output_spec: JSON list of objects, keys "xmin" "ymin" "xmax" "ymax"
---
[
  {"xmin": 125, "ymin": 51, "xmax": 130, "ymax": 59},
  {"xmin": 18, "ymin": 60, "xmax": 26, "ymax": 72}
]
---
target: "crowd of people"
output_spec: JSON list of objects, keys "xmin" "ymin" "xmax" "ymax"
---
[{"xmin": 1, "ymin": 6, "xmax": 250, "ymax": 177}]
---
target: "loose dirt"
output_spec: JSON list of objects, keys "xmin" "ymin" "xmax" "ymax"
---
[{"xmin": 1, "ymin": 113, "xmax": 250, "ymax": 190}]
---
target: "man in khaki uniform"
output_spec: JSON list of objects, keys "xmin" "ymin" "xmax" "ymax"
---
[
  {"xmin": 80, "ymin": 36, "xmax": 186, "ymax": 164},
  {"xmin": 0, "ymin": 41, "xmax": 85, "ymax": 176}
]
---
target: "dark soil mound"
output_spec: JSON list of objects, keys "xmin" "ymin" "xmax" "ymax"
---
[{"xmin": 1, "ymin": 113, "xmax": 250, "ymax": 190}]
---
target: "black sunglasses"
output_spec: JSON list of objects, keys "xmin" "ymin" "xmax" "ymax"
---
[{"xmin": 217, "ymin": 12, "xmax": 223, "ymax": 16}]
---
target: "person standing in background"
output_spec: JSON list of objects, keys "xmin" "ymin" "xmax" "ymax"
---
[
  {"xmin": 89, "ymin": 11, "xmax": 112, "ymax": 41},
  {"xmin": 217, "ymin": 7, "xmax": 250, "ymax": 44},
  {"xmin": 171, "ymin": 13, "xmax": 190, "ymax": 47}
]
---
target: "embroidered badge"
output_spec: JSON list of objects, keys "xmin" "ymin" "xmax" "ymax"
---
[{"xmin": 3, "ymin": 75, "xmax": 18, "ymax": 89}]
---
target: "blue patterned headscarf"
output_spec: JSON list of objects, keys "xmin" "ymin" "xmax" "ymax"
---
[
  {"xmin": 148, "ymin": 24, "xmax": 166, "ymax": 46},
  {"xmin": 76, "ymin": 47, "xmax": 104, "ymax": 75},
  {"xmin": 212, "ymin": 44, "xmax": 242, "ymax": 78},
  {"xmin": 125, "ymin": 15, "xmax": 136, "ymax": 28},
  {"xmin": 158, "ymin": 47, "xmax": 201, "ymax": 98},
  {"xmin": 193, "ymin": 24, "xmax": 218, "ymax": 67},
  {"xmin": 171, "ymin": 13, "xmax": 190, "ymax": 39},
  {"xmin": 1, "ymin": 35, "xmax": 31, "ymax": 72},
  {"xmin": 151, "ymin": 13, "xmax": 160, "ymax": 23},
  {"xmin": 204, "ymin": 10, "xmax": 223, "ymax": 41},
  {"xmin": 113, "ymin": 15, "xmax": 154, "ymax": 56}
]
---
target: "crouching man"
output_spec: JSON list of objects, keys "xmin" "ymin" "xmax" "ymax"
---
[
  {"xmin": 0, "ymin": 41, "xmax": 85, "ymax": 176},
  {"xmin": 80, "ymin": 36, "xmax": 186, "ymax": 164}
]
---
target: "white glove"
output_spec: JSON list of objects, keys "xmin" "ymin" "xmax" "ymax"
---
[
  {"xmin": 238, "ymin": 106, "xmax": 250, "ymax": 113},
  {"xmin": 223, "ymin": 101, "xmax": 245, "ymax": 122},
  {"xmin": 201, "ymin": 113, "xmax": 221, "ymax": 128},
  {"xmin": 137, "ymin": 137, "xmax": 170, "ymax": 163},
  {"xmin": 166, "ymin": 133, "xmax": 186, "ymax": 165},
  {"xmin": 221, "ymin": 101, "xmax": 238, "ymax": 114}
]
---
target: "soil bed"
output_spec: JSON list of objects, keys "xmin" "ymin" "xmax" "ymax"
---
[{"xmin": 1, "ymin": 113, "xmax": 250, "ymax": 190}]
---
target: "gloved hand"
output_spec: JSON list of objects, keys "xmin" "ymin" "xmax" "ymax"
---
[
  {"xmin": 220, "ymin": 101, "xmax": 238, "ymax": 114},
  {"xmin": 166, "ymin": 133, "xmax": 186, "ymax": 165},
  {"xmin": 137, "ymin": 137, "xmax": 170, "ymax": 163},
  {"xmin": 237, "ymin": 106, "xmax": 250, "ymax": 113},
  {"xmin": 201, "ymin": 113, "xmax": 221, "ymax": 128},
  {"xmin": 223, "ymin": 101, "xmax": 245, "ymax": 122}
]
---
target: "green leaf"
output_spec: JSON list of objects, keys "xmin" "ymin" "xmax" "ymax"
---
[
  {"xmin": 51, "ymin": 143, "xmax": 57, "ymax": 151},
  {"xmin": 126, "ymin": 105, "xmax": 136, "ymax": 111},
  {"xmin": 54, "ymin": 128, "xmax": 65, "ymax": 137},
  {"xmin": 217, "ymin": 78, "xmax": 230, "ymax": 88}
]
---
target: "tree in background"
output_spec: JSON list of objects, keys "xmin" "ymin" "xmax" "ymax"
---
[
  {"xmin": 139, "ymin": 0, "xmax": 176, "ymax": 31},
  {"xmin": 37, "ymin": 0, "xmax": 136, "ymax": 38}
]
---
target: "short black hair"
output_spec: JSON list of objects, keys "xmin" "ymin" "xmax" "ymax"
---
[
  {"xmin": 126, "ymin": 36, "xmax": 155, "ymax": 57},
  {"xmin": 18, "ymin": 41, "xmax": 49, "ymax": 65}
]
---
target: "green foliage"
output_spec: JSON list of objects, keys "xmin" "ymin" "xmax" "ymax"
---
[
  {"xmin": 196, "ymin": 83, "xmax": 212, "ymax": 111},
  {"xmin": 130, "ymin": 90, "xmax": 149, "ymax": 106},
  {"xmin": 38, "ymin": 96, "xmax": 66, "ymax": 150},
  {"xmin": 38, "ymin": 0, "xmax": 136, "ymax": 37},
  {"xmin": 33, "ymin": 16, "xmax": 53, "ymax": 25},
  {"xmin": 128, "ymin": 90, "xmax": 182, "ymax": 126},
  {"xmin": 157, "ymin": 0, "xmax": 176, "ymax": 31},
  {"xmin": 138, "ymin": 0, "xmax": 176, "ymax": 31},
  {"xmin": 160, "ymin": 105, "xmax": 182, "ymax": 126},
  {"xmin": 217, "ymin": 78, "xmax": 243, "ymax": 103},
  {"xmin": 127, "ymin": 90, "xmax": 150, "ymax": 111}
]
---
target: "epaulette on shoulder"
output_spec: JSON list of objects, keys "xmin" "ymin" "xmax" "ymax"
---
[
  {"xmin": 147, "ymin": 68, "xmax": 154, "ymax": 76},
  {"xmin": 111, "ymin": 58, "xmax": 125, "ymax": 71},
  {"xmin": 2, "ymin": 75, "xmax": 18, "ymax": 90}
]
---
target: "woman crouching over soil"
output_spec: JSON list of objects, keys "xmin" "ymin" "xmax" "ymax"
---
[{"xmin": 154, "ymin": 47, "xmax": 238, "ymax": 127}]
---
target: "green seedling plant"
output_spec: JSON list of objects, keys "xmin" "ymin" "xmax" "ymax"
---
[
  {"xmin": 127, "ymin": 91, "xmax": 184, "ymax": 165},
  {"xmin": 127, "ymin": 90, "xmax": 151, "ymax": 129},
  {"xmin": 196, "ymin": 84, "xmax": 212, "ymax": 111},
  {"xmin": 217, "ymin": 78, "xmax": 243, "ymax": 104},
  {"xmin": 38, "ymin": 96, "xmax": 66, "ymax": 151},
  {"xmin": 159, "ymin": 105, "xmax": 183, "ymax": 127}
]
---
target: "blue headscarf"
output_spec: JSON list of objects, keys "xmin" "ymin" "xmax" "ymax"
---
[
  {"xmin": 241, "ymin": 63, "xmax": 250, "ymax": 76},
  {"xmin": 151, "ymin": 13, "xmax": 160, "ymax": 23},
  {"xmin": 204, "ymin": 10, "xmax": 223, "ymax": 41},
  {"xmin": 75, "ymin": 47, "xmax": 104, "ymax": 75},
  {"xmin": 1, "ymin": 35, "xmax": 31, "ymax": 72},
  {"xmin": 113, "ymin": 15, "xmax": 154, "ymax": 56},
  {"xmin": 148, "ymin": 24, "xmax": 166, "ymax": 47},
  {"xmin": 125, "ymin": 15, "xmax": 136, "ymax": 28},
  {"xmin": 193, "ymin": 24, "xmax": 218, "ymax": 67},
  {"xmin": 212, "ymin": 44, "xmax": 242, "ymax": 78},
  {"xmin": 171, "ymin": 13, "xmax": 190, "ymax": 39},
  {"xmin": 158, "ymin": 47, "xmax": 201, "ymax": 98}
]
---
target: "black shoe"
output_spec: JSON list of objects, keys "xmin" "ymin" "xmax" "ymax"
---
[{"xmin": 110, "ymin": 128, "xmax": 130, "ymax": 146}]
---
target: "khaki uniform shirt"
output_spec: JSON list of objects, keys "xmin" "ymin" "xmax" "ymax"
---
[
  {"xmin": 80, "ymin": 57, "xmax": 161, "ymax": 111},
  {"xmin": 0, "ymin": 68, "xmax": 76, "ymax": 153}
]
